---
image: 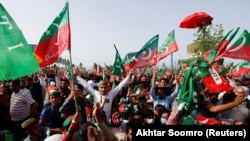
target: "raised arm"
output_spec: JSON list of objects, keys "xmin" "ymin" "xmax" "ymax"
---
[
  {"xmin": 150, "ymin": 70, "xmax": 158, "ymax": 100},
  {"xmin": 170, "ymin": 75, "xmax": 180, "ymax": 98},
  {"xmin": 93, "ymin": 102, "xmax": 119, "ymax": 141},
  {"xmin": 109, "ymin": 69, "xmax": 134, "ymax": 98},
  {"xmin": 77, "ymin": 75, "xmax": 97, "ymax": 97}
]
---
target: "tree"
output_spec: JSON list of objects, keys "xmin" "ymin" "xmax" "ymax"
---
[{"xmin": 193, "ymin": 24, "xmax": 224, "ymax": 54}]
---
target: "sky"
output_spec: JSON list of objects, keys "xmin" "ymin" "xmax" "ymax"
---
[{"xmin": 1, "ymin": 0, "xmax": 250, "ymax": 69}]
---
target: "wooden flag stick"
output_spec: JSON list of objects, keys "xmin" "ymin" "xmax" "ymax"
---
[{"xmin": 68, "ymin": 49, "xmax": 79, "ymax": 113}]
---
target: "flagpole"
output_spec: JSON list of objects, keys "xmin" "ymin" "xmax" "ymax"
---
[{"xmin": 68, "ymin": 49, "xmax": 79, "ymax": 113}]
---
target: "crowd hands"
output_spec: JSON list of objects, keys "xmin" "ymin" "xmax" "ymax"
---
[{"xmin": 0, "ymin": 65, "xmax": 249, "ymax": 141}]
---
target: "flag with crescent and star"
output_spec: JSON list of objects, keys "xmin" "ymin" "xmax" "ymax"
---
[
  {"xmin": 34, "ymin": 1, "xmax": 71, "ymax": 69},
  {"xmin": 157, "ymin": 30, "xmax": 179, "ymax": 62},
  {"xmin": 123, "ymin": 34, "xmax": 159, "ymax": 70},
  {"xmin": 222, "ymin": 29, "xmax": 250, "ymax": 61},
  {"xmin": 0, "ymin": 3, "xmax": 39, "ymax": 80}
]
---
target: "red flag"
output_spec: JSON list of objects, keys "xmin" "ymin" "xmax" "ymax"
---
[
  {"xmin": 194, "ymin": 115, "xmax": 222, "ymax": 125},
  {"xmin": 202, "ymin": 66, "xmax": 232, "ymax": 93},
  {"xmin": 34, "ymin": 2, "xmax": 71, "ymax": 68},
  {"xmin": 197, "ymin": 59, "xmax": 232, "ymax": 94}
]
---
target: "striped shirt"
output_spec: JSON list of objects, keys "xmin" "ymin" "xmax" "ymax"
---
[{"xmin": 10, "ymin": 90, "xmax": 35, "ymax": 121}]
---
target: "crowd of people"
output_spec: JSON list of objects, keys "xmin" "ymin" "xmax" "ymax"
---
[{"xmin": 0, "ymin": 66, "xmax": 249, "ymax": 141}]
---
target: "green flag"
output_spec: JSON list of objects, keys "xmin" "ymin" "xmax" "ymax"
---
[
  {"xmin": 65, "ymin": 59, "xmax": 76, "ymax": 84},
  {"xmin": 178, "ymin": 65, "xmax": 200, "ymax": 118},
  {"xmin": 0, "ymin": 3, "xmax": 39, "ymax": 80},
  {"xmin": 112, "ymin": 44, "xmax": 124, "ymax": 77}
]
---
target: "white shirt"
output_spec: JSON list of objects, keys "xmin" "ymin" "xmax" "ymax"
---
[{"xmin": 77, "ymin": 75, "xmax": 130, "ymax": 120}]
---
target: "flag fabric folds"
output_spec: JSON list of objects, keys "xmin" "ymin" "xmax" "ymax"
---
[
  {"xmin": 200, "ymin": 28, "xmax": 239, "ymax": 93},
  {"xmin": 230, "ymin": 61, "xmax": 250, "ymax": 77},
  {"xmin": 0, "ymin": 3, "xmax": 39, "ymax": 80},
  {"xmin": 112, "ymin": 44, "xmax": 124, "ymax": 77},
  {"xmin": 157, "ymin": 30, "xmax": 179, "ymax": 62},
  {"xmin": 203, "ymin": 27, "xmax": 239, "ymax": 65},
  {"xmin": 123, "ymin": 34, "xmax": 159, "ymax": 71},
  {"xmin": 222, "ymin": 29, "xmax": 250, "ymax": 61},
  {"xmin": 197, "ymin": 59, "xmax": 232, "ymax": 94},
  {"xmin": 34, "ymin": 1, "xmax": 71, "ymax": 69},
  {"xmin": 177, "ymin": 65, "xmax": 200, "ymax": 118}
]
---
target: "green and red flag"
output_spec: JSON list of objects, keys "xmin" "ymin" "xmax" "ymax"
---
[
  {"xmin": 0, "ymin": 3, "xmax": 39, "ymax": 80},
  {"xmin": 222, "ymin": 29, "xmax": 250, "ymax": 61},
  {"xmin": 122, "ymin": 52, "xmax": 137, "ymax": 64},
  {"xmin": 124, "ymin": 34, "xmax": 159, "ymax": 70},
  {"xmin": 122, "ymin": 52, "xmax": 137, "ymax": 72},
  {"xmin": 197, "ymin": 59, "xmax": 232, "ymax": 93},
  {"xmin": 203, "ymin": 27, "xmax": 239, "ymax": 65},
  {"xmin": 34, "ymin": 1, "xmax": 71, "ymax": 69},
  {"xmin": 112, "ymin": 44, "xmax": 124, "ymax": 77},
  {"xmin": 95, "ymin": 64, "xmax": 103, "ymax": 76},
  {"xmin": 230, "ymin": 61, "xmax": 250, "ymax": 77},
  {"xmin": 157, "ymin": 30, "xmax": 178, "ymax": 62}
]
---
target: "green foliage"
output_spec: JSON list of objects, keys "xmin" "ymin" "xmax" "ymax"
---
[{"xmin": 193, "ymin": 24, "xmax": 224, "ymax": 53}]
